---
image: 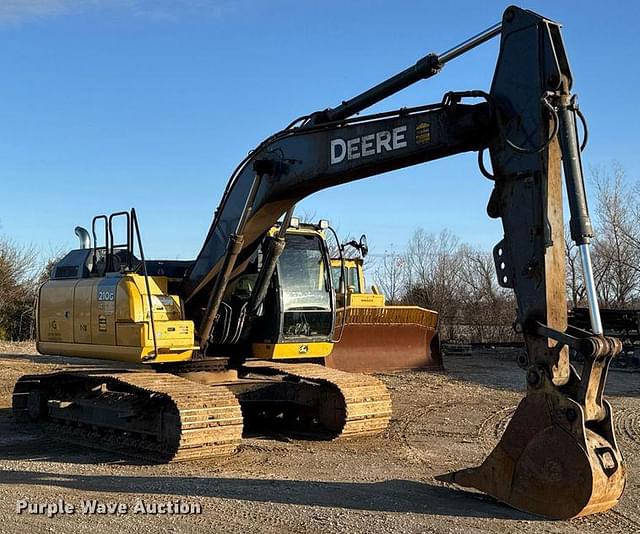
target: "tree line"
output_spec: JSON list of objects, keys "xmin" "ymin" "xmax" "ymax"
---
[{"xmin": 0, "ymin": 239, "xmax": 44, "ymax": 340}]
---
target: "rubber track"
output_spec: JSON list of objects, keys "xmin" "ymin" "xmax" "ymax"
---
[
  {"xmin": 12, "ymin": 371, "xmax": 243, "ymax": 463},
  {"xmin": 242, "ymin": 361, "xmax": 392, "ymax": 438}
]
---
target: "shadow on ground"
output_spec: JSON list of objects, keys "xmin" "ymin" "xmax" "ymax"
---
[
  {"xmin": 0, "ymin": 397, "xmax": 532, "ymax": 520},
  {"xmin": 0, "ymin": 468, "xmax": 537, "ymax": 520},
  {"xmin": 0, "ymin": 411, "xmax": 533, "ymax": 520}
]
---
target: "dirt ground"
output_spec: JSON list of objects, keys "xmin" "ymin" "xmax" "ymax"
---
[{"xmin": 0, "ymin": 342, "xmax": 639, "ymax": 533}]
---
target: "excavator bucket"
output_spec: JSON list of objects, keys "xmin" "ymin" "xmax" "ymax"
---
[
  {"xmin": 325, "ymin": 305, "xmax": 442, "ymax": 373},
  {"xmin": 437, "ymin": 376, "xmax": 625, "ymax": 519}
]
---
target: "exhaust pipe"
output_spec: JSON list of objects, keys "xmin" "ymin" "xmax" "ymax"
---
[{"xmin": 74, "ymin": 226, "xmax": 91, "ymax": 249}]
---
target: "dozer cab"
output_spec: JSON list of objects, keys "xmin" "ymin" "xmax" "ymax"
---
[
  {"xmin": 326, "ymin": 236, "xmax": 442, "ymax": 372},
  {"xmin": 14, "ymin": 6, "xmax": 626, "ymax": 519}
]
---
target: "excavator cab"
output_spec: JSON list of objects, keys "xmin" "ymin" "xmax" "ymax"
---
[
  {"xmin": 209, "ymin": 221, "xmax": 336, "ymax": 360},
  {"xmin": 331, "ymin": 257, "xmax": 367, "ymax": 306}
]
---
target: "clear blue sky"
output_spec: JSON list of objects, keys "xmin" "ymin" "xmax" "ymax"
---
[{"xmin": 1, "ymin": 0, "xmax": 639, "ymax": 261}]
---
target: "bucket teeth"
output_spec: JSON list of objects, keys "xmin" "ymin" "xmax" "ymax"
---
[{"xmin": 437, "ymin": 393, "xmax": 626, "ymax": 519}]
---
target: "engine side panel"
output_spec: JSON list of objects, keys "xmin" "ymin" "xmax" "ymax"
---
[{"xmin": 37, "ymin": 274, "xmax": 196, "ymax": 364}]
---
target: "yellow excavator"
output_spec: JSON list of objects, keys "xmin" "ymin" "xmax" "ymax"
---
[
  {"xmin": 326, "ymin": 236, "xmax": 442, "ymax": 372},
  {"xmin": 14, "ymin": 6, "xmax": 626, "ymax": 519}
]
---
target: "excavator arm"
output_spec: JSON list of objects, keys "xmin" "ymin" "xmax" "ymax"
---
[
  {"xmin": 435, "ymin": 8, "xmax": 625, "ymax": 518},
  {"xmin": 181, "ymin": 5, "xmax": 624, "ymax": 518}
]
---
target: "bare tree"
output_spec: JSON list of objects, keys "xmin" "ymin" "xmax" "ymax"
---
[
  {"xmin": 294, "ymin": 208, "xmax": 317, "ymax": 225},
  {"xmin": 457, "ymin": 246, "xmax": 516, "ymax": 342},
  {"xmin": 459, "ymin": 246, "xmax": 500, "ymax": 305},
  {"xmin": 0, "ymin": 238, "xmax": 39, "ymax": 340},
  {"xmin": 565, "ymin": 226, "xmax": 586, "ymax": 308},
  {"xmin": 373, "ymin": 247, "xmax": 407, "ymax": 304},
  {"xmin": 398, "ymin": 229, "xmax": 467, "ymax": 338},
  {"xmin": 590, "ymin": 164, "xmax": 640, "ymax": 307}
]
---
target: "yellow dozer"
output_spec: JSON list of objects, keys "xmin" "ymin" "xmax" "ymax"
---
[{"xmin": 326, "ymin": 236, "xmax": 442, "ymax": 373}]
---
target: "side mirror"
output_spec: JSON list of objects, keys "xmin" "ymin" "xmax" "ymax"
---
[
  {"xmin": 359, "ymin": 234, "xmax": 368, "ymax": 258},
  {"xmin": 371, "ymin": 284, "xmax": 380, "ymax": 295}
]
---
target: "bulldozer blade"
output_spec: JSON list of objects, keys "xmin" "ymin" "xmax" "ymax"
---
[
  {"xmin": 436, "ymin": 391, "xmax": 625, "ymax": 519},
  {"xmin": 325, "ymin": 322, "xmax": 441, "ymax": 373},
  {"xmin": 325, "ymin": 306, "xmax": 442, "ymax": 373}
]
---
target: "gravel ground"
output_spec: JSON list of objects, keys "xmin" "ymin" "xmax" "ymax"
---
[{"xmin": 0, "ymin": 342, "xmax": 639, "ymax": 533}]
